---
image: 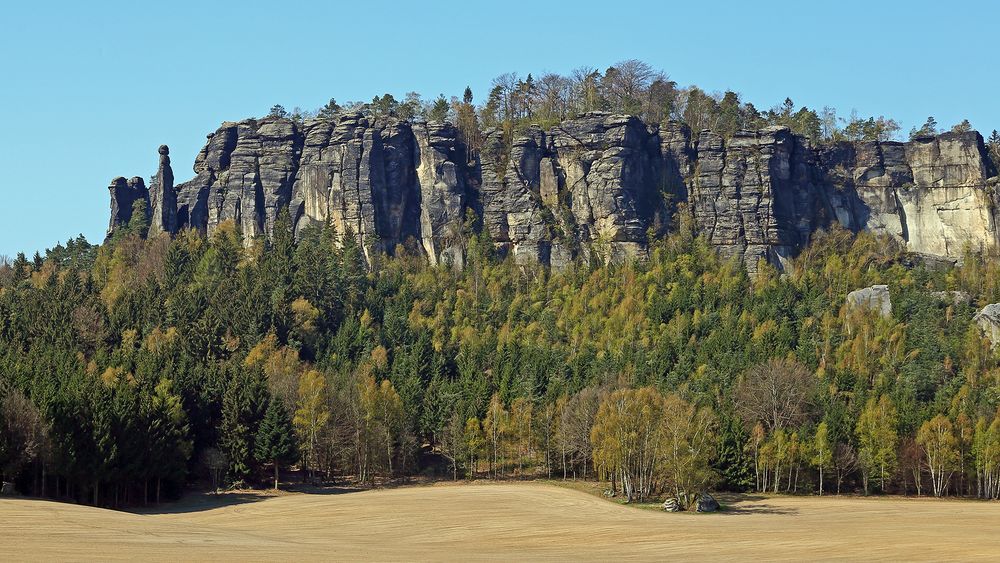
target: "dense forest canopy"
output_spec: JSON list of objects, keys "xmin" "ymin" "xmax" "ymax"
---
[{"xmin": 4, "ymin": 202, "xmax": 1000, "ymax": 505}]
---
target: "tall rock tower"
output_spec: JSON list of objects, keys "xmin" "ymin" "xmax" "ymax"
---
[{"xmin": 148, "ymin": 144, "xmax": 177, "ymax": 236}]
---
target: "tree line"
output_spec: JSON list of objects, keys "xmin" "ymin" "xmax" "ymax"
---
[
  {"xmin": 5, "ymin": 204, "xmax": 1000, "ymax": 505},
  {"xmin": 266, "ymin": 59, "xmax": 987, "ymax": 160}
]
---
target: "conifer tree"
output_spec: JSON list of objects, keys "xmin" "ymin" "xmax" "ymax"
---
[{"xmin": 255, "ymin": 397, "xmax": 297, "ymax": 489}]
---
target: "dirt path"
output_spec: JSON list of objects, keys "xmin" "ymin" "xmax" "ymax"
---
[{"xmin": 3, "ymin": 482, "xmax": 999, "ymax": 561}]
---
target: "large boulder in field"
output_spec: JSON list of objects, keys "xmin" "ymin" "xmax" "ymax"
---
[
  {"xmin": 846, "ymin": 285, "xmax": 892, "ymax": 318},
  {"xmin": 696, "ymin": 492, "xmax": 719, "ymax": 513},
  {"xmin": 974, "ymin": 303, "xmax": 1000, "ymax": 347}
]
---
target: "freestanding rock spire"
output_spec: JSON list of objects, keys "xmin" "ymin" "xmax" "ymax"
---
[
  {"xmin": 106, "ymin": 176, "xmax": 148, "ymax": 240},
  {"xmin": 148, "ymin": 144, "xmax": 177, "ymax": 236}
]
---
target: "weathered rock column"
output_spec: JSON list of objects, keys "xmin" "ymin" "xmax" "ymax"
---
[
  {"xmin": 106, "ymin": 176, "xmax": 148, "ymax": 239},
  {"xmin": 149, "ymin": 144, "xmax": 177, "ymax": 236}
]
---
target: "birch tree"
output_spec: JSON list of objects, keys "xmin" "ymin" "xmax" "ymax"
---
[{"xmin": 917, "ymin": 414, "xmax": 958, "ymax": 497}]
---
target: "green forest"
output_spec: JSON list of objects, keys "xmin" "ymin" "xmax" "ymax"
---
[{"xmin": 4, "ymin": 198, "xmax": 1000, "ymax": 507}]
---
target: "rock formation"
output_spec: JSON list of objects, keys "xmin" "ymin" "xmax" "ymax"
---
[
  {"xmin": 148, "ymin": 145, "xmax": 177, "ymax": 237},
  {"xmin": 106, "ymin": 176, "xmax": 147, "ymax": 238},
  {"xmin": 974, "ymin": 303, "xmax": 1000, "ymax": 347},
  {"xmin": 696, "ymin": 492, "xmax": 719, "ymax": 513},
  {"xmin": 105, "ymin": 112, "xmax": 1000, "ymax": 272},
  {"xmin": 846, "ymin": 285, "xmax": 893, "ymax": 318}
]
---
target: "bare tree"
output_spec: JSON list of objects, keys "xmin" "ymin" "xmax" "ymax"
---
[
  {"xmin": 833, "ymin": 442, "xmax": 858, "ymax": 495},
  {"xmin": 1, "ymin": 388, "xmax": 45, "ymax": 482},
  {"xmin": 569, "ymin": 66, "xmax": 602, "ymax": 114},
  {"xmin": 533, "ymin": 73, "xmax": 573, "ymax": 122},
  {"xmin": 603, "ymin": 59, "xmax": 662, "ymax": 115},
  {"xmin": 736, "ymin": 358, "xmax": 813, "ymax": 433},
  {"xmin": 556, "ymin": 386, "xmax": 606, "ymax": 478}
]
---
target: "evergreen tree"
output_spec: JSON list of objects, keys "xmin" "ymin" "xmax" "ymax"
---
[{"xmin": 255, "ymin": 397, "xmax": 297, "ymax": 489}]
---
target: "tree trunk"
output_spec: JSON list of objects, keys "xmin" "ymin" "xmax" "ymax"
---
[{"xmin": 274, "ymin": 462, "xmax": 279, "ymax": 490}]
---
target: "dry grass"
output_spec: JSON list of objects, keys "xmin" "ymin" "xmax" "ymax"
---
[{"xmin": 3, "ymin": 481, "xmax": 1000, "ymax": 561}]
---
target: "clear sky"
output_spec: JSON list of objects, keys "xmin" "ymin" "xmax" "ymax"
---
[{"xmin": 0, "ymin": 0, "xmax": 993, "ymax": 257}]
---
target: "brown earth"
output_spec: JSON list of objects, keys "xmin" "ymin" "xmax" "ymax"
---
[{"xmin": 3, "ymin": 482, "xmax": 999, "ymax": 561}]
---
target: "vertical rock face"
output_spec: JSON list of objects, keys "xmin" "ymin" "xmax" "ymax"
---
[
  {"xmin": 104, "ymin": 112, "xmax": 1000, "ymax": 272},
  {"xmin": 106, "ymin": 176, "xmax": 147, "ymax": 238},
  {"xmin": 289, "ymin": 113, "xmax": 384, "ymax": 260},
  {"xmin": 816, "ymin": 131, "xmax": 1000, "ymax": 258},
  {"xmin": 479, "ymin": 126, "xmax": 553, "ymax": 265},
  {"xmin": 846, "ymin": 285, "xmax": 893, "ymax": 318},
  {"xmin": 196, "ymin": 118, "xmax": 303, "ymax": 242},
  {"xmin": 148, "ymin": 145, "xmax": 177, "ymax": 237},
  {"xmin": 477, "ymin": 112, "xmax": 669, "ymax": 268},
  {"xmin": 687, "ymin": 127, "xmax": 827, "ymax": 273},
  {"xmin": 413, "ymin": 121, "xmax": 468, "ymax": 267},
  {"xmin": 974, "ymin": 303, "xmax": 1000, "ymax": 347}
]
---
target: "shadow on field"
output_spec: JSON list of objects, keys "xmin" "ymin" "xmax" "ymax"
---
[
  {"xmin": 129, "ymin": 492, "xmax": 271, "ymax": 515},
  {"xmin": 715, "ymin": 493, "xmax": 799, "ymax": 516},
  {"xmin": 285, "ymin": 485, "xmax": 365, "ymax": 496},
  {"xmin": 129, "ymin": 485, "xmax": 365, "ymax": 515}
]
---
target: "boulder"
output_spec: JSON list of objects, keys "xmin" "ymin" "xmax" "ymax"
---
[
  {"xmin": 974, "ymin": 303, "xmax": 1000, "ymax": 347},
  {"xmin": 662, "ymin": 498, "xmax": 681, "ymax": 512},
  {"xmin": 931, "ymin": 290, "xmax": 972, "ymax": 306},
  {"xmin": 696, "ymin": 492, "xmax": 719, "ymax": 513},
  {"xmin": 846, "ymin": 285, "xmax": 892, "ymax": 318}
]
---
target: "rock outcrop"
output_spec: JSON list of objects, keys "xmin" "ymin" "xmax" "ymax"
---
[
  {"xmin": 846, "ymin": 285, "xmax": 893, "ymax": 318},
  {"xmin": 106, "ymin": 176, "xmax": 147, "ymax": 238},
  {"xmin": 974, "ymin": 303, "xmax": 1000, "ymax": 347},
  {"xmin": 148, "ymin": 145, "xmax": 177, "ymax": 237},
  {"xmin": 478, "ymin": 113, "xmax": 667, "ymax": 267},
  {"xmin": 817, "ymin": 132, "xmax": 1000, "ymax": 259},
  {"xmin": 105, "ymin": 112, "xmax": 1000, "ymax": 272}
]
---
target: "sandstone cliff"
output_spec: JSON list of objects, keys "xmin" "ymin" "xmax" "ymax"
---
[{"xmin": 106, "ymin": 112, "xmax": 1000, "ymax": 271}]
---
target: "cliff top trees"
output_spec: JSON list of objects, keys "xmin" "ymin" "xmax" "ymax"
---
[{"xmin": 910, "ymin": 116, "xmax": 939, "ymax": 139}]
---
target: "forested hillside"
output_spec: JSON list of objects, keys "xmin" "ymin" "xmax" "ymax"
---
[{"xmin": 4, "ymin": 202, "xmax": 1000, "ymax": 505}]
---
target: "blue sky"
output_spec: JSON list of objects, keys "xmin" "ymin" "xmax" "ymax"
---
[{"xmin": 0, "ymin": 0, "xmax": 992, "ymax": 257}]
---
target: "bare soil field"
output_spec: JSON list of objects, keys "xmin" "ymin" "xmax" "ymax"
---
[{"xmin": 3, "ymin": 482, "xmax": 1000, "ymax": 561}]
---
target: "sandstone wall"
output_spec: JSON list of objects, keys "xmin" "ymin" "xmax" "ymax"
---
[{"xmin": 106, "ymin": 112, "xmax": 1000, "ymax": 271}]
